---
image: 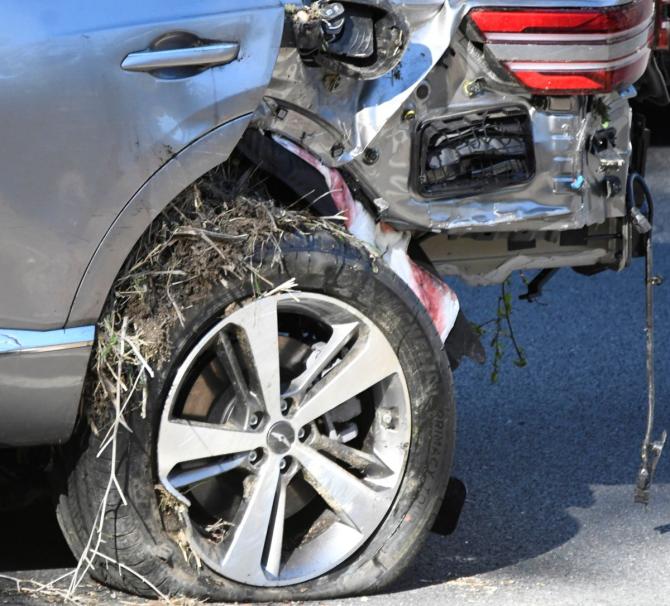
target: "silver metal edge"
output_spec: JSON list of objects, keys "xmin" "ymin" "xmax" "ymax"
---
[
  {"xmin": 487, "ymin": 24, "xmax": 652, "ymax": 62},
  {"xmin": 507, "ymin": 46, "xmax": 649, "ymax": 71},
  {"xmin": 0, "ymin": 326, "xmax": 95, "ymax": 355}
]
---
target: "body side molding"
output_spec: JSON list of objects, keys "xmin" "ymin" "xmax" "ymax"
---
[{"xmin": 0, "ymin": 326, "xmax": 95, "ymax": 355}]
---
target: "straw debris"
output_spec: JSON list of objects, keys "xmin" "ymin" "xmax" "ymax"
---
[
  {"xmin": 74, "ymin": 159, "xmax": 356, "ymax": 601},
  {"xmin": 90, "ymin": 161, "xmax": 352, "ymax": 431}
]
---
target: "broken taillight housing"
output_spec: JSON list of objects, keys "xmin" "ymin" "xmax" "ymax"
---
[
  {"xmin": 468, "ymin": 0, "xmax": 654, "ymax": 94},
  {"xmin": 654, "ymin": 0, "xmax": 670, "ymax": 48}
]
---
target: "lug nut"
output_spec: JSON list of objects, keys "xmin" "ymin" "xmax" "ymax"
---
[
  {"xmin": 279, "ymin": 457, "xmax": 289, "ymax": 472},
  {"xmin": 297, "ymin": 427, "xmax": 306, "ymax": 441},
  {"xmin": 249, "ymin": 413, "xmax": 261, "ymax": 429},
  {"xmin": 280, "ymin": 399, "xmax": 289, "ymax": 414},
  {"xmin": 249, "ymin": 450, "xmax": 260, "ymax": 464},
  {"xmin": 381, "ymin": 411, "xmax": 394, "ymax": 429}
]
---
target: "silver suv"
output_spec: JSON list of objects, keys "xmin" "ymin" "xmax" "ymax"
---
[{"xmin": 0, "ymin": 0, "xmax": 663, "ymax": 601}]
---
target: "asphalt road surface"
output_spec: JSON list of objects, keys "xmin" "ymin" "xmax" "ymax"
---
[{"xmin": 2, "ymin": 147, "xmax": 670, "ymax": 606}]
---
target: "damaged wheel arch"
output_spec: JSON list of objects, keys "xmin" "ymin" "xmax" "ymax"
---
[
  {"xmin": 237, "ymin": 128, "xmax": 485, "ymax": 369},
  {"xmin": 57, "ymin": 186, "xmax": 457, "ymax": 600}
]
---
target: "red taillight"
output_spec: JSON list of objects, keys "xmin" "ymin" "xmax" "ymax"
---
[
  {"xmin": 654, "ymin": 0, "xmax": 670, "ymax": 48},
  {"xmin": 471, "ymin": 1, "xmax": 653, "ymax": 36},
  {"xmin": 468, "ymin": 0, "xmax": 654, "ymax": 94},
  {"xmin": 508, "ymin": 50, "xmax": 651, "ymax": 94}
]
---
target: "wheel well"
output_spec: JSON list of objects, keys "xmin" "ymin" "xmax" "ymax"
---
[{"xmin": 68, "ymin": 122, "xmax": 483, "ymax": 370}]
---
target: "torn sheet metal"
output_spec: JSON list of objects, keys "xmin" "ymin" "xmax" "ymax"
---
[
  {"xmin": 342, "ymin": 60, "xmax": 632, "ymax": 235},
  {"xmin": 274, "ymin": 135, "xmax": 460, "ymax": 340},
  {"xmin": 265, "ymin": 1, "xmax": 461, "ymax": 163},
  {"xmin": 262, "ymin": 10, "xmax": 631, "ymax": 236}
]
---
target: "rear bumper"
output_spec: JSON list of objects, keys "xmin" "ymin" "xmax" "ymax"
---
[{"xmin": 0, "ymin": 327, "xmax": 94, "ymax": 447}]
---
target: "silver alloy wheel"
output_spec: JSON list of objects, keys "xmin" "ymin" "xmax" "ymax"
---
[{"xmin": 156, "ymin": 292, "xmax": 411, "ymax": 586}]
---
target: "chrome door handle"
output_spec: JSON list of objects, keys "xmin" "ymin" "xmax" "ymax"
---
[{"xmin": 121, "ymin": 42, "xmax": 239, "ymax": 73}]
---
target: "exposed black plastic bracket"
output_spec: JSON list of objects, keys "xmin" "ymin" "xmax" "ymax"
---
[{"xmin": 519, "ymin": 268, "xmax": 558, "ymax": 303}]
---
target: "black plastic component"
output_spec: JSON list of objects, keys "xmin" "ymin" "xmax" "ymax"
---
[
  {"xmin": 519, "ymin": 268, "xmax": 559, "ymax": 303},
  {"xmin": 590, "ymin": 127, "xmax": 617, "ymax": 153},
  {"xmin": 237, "ymin": 130, "xmax": 338, "ymax": 217},
  {"xmin": 630, "ymin": 112, "xmax": 651, "ymax": 177},
  {"xmin": 412, "ymin": 106, "xmax": 535, "ymax": 199},
  {"xmin": 560, "ymin": 227, "xmax": 588, "ymax": 247},
  {"xmin": 508, "ymin": 232, "xmax": 536, "ymax": 251},
  {"xmin": 293, "ymin": 16, "xmax": 323, "ymax": 67},
  {"xmin": 291, "ymin": 1, "xmax": 408, "ymax": 80},
  {"xmin": 634, "ymin": 54, "xmax": 670, "ymax": 106},
  {"xmin": 603, "ymin": 175, "xmax": 623, "ymax": 198},
  {"xmin": 444, "ymin": 309, "xmax": 486, "ymax": 370},
  {"xmin": 626, "ymin": 116, "xmax": 652, "ymax": 258},
  {"xmin": 327, "ymin": 14, "xmax": 375, "ymax": 58},
  {"xmin": 573, "ymin": 264, "xmax": 610, "ymax": 276}
]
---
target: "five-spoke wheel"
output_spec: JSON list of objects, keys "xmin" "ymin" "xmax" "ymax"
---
[{"xmin": 157, "ymin": 293, "xmax": 411, "ymax": 586}]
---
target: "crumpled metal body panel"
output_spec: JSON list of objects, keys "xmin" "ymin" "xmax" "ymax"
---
[
  {"xmin": 261, "ymin": 0, "xmax": 632, "ymax": 235},
  {"xmin": 265, "ymin": 1, "xmax": 455, "ymax": 162},
  {"xmin": 358, "ymin": 86, "xmax": 631, "ymax": 234},
  {"xmin": 431, "ymin": 246, "xmax": 610, "ymax": 286}
]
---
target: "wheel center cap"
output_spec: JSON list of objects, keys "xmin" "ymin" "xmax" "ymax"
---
[{"xmin": 266, "ymin": 421, "xmax": 295, "ymax": 455}]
